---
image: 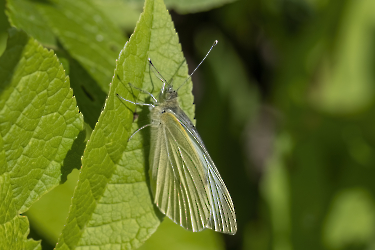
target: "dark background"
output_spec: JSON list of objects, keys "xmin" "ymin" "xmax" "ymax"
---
[{"xmin": 172, "ymin": 1, "xmax": 375, "ymax": 249}]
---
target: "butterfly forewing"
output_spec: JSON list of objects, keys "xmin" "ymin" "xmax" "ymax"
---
[
  {"xmin": 150, "ymin": 111, "xmax": 212, "ymax": 232},
  {"xmin": 149, "ymin": 107, "xmax": 237, "ymax": 234},
  {"xmin": 177, "ymin": 112, "xmax": 237, "ymax": 235}
]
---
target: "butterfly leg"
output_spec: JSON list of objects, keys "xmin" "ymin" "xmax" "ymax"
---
[
  {"xmin": 116, "ymin": 74, "xmax": 157, "ymax": 104},
  {"xmin": 128, "ymin": 82, "xmax": 158, "ymax": 103},
  {"xmin": 128, "ymin": 123, "xmax": 152, "ymax": 141},
  {"xmin": 116, "ymin": 93, "xmax": 155, "ymax": 108}
]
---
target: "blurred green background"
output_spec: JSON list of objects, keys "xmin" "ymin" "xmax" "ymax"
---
[{"xmin": 2, "ymin": 0, "xmax": 375, "ymax": 249}]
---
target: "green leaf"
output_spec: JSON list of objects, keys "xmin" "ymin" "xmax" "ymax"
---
[
  {"xmin": 0, "ymin": 135, "xmax": 39, "ymax": 250},
  {"xmin": 6, "ymin": 0, "xmax": 56, "ymax": 47},
  {"xmin": 6, "ymin": 0, "xmax": 128, "ymax": 126},
  {"xmin": 165, "ymin": 0, "xmax": 237, "ymax": 13},
  {"xmin": 56, "ymin": 0, "xmax": 195, "ymax": 248},
  {"xmin": 67, "ymin": 57, "xmax": 107, "ymax": 129},
  {"xmin": 121, "ymin": 0, "xmax": 237, "ymax": 13},
  {"xmin": 7, "ymin": 0, "xmax": 127, "ymax": 92},
  {"xmin": 25, "ymin": 169, "xmax": 80, "ymax": 246},
  {"xmin": 0, "ymin": 0, "xmax": 11, "ymax": 55},
  {"xmin": 0, "ymin": 29, "xmax": 82, "ymax": 248},
  {"xmin": 92, "ymin": 0, "xmax": 140, "ymax": 31},
  {"xmin": 60, "ymin": 129, "xmax": 86, "ymax": 184},
  {"xmin": 0, "ymin": 27, "xmax": 83, "ymax": 214},
  {"xmin": 323, "ymin": 189, "xmax": 375, "ymax": 249},
  {"xmin": 0, "ymin": 171, "xmax": 41, "ymax": 250},
  {"xmin": 138, "ymin": 218, "xmax": 225, "ymax": 250},
  {"xmin": 35, "ymin": 0, "xmax": 127, "ymax": 93},
  {"xmin": 260, "ymin": 133, "xmax": 292, "ymax": 250},
  {"xmin": 309, "ymin": 0, "xmax": 375, "ymax": 114}
]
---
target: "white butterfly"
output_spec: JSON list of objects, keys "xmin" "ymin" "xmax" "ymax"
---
[{"xmin": 117, "ymin": 40, "xmax": 237, "ymax": 235}]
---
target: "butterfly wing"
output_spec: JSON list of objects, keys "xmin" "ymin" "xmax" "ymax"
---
[
  {"xmin": 176, "ymin": 110, "xmax": 237, "ymax": 235},
  {"xmin": 149, "ymin": 111, "xmax": 212, "ymax": 232},
  {"xmin": 149, "ymin": 109, "xmax": 237, "ymax": 235}
]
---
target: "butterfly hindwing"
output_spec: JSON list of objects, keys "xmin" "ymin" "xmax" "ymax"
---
[
  {"xmin": 150, "ymin": 111, "xmax": 211, "ymax": 232},
  {"xmin": 149, "ymin": 108, "xmax": 237, "ymax": 234}
]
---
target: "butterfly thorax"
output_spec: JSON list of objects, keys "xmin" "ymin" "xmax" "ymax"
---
[{"xmin": 151, "ymin": 87, "xmax": 180, "ymax": 124}]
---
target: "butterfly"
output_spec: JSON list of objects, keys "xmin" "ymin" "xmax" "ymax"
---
[{"xmin": 117, "ymin": 40, "xmax": 237, "ymax": 235}]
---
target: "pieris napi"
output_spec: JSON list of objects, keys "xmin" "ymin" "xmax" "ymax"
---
[{"xmin": 117, "ymin": 40, "xmax": 237, "ymax": 235}]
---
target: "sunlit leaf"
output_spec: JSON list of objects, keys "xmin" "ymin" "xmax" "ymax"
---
[
  {"xmin": 56, "ymin": 0, "xmax": 194, "ymax": 248},
  {"xmin": 0, "ymin": 28, "xmax": 83, "ymax": 249},
  {"xmin": 6, "ymin": 0, "xmax": 56, "ymax": 47},
  {"xmin": 36, "ymin": 0, "xmax": 127, "ymax": 93}
]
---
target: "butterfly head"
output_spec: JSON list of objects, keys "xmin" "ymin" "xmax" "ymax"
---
[{"xmin": 159, "ymin": 84, "xmax": 178, "ymax": 102}]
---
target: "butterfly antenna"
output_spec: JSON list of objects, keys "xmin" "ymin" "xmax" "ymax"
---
[
  {"xmin": 177, "ymin": 40, "xmax": 218, "ymax": 92},
  {"xmin": 148, "ymin": 58, "xmax": 168, "ymax": 92}
]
